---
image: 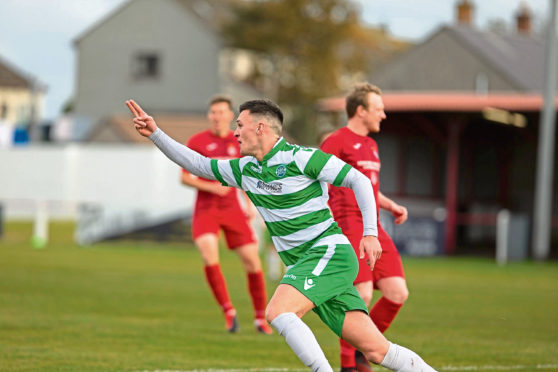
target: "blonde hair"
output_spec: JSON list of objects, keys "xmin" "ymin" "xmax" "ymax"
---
[{"xmin": 345, "ymin": 83, "xmax": 382, "ymax": 118}]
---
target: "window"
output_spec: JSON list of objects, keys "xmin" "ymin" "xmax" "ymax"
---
[{"xmin": 132, "ymin": 53, "xmax": 160, "ymax": 79}]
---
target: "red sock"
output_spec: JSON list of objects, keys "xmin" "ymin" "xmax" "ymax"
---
[
  {"xmin": 370, "ymin": 296, "xmax": 402, "ymax": 333},
  {"xmin": 247, "ymin": 271, "xmax": 267, "ymax": 319},
  {"xmin": 204, "ymin": 264, "xmax": 234, "ymax": 313},
  {"xmin": 340, "ymin": 338, "xmax": 356, "ymax": 368}
]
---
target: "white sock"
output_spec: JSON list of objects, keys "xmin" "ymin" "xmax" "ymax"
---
[
  {"xmin": 271, "ymin": 312, "xmax": 333, "ymax": 372},
  {"xmin": 380, "ymin": 342, "xmax": 437, "ymax": 372}
]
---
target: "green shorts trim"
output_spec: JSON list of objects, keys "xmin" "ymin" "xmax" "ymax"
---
[{"xmin": 280, "ymin": 238, "xmax": 368, "ymax": 337}]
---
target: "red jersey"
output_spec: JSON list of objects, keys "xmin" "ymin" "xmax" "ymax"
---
[
  {"xmin": 185, "ymin": 129, "xmax": 241, "ymax": 210},
  {"xmin": 320, "ymin": 126, "xmax": 381, "ymax": 222}
]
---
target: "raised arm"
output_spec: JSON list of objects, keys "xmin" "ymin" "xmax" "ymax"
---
[{"xmin": 126, "ymin": 99, "xmax": 216, "ymax": 180}]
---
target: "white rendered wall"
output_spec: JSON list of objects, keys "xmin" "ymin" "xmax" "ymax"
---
[{"xmin": 0, "ymin": 144, "xmax": 195, "ymax": 219}]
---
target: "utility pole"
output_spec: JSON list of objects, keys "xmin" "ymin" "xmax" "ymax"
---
[{"xmin": 533, "ymin": 0, "xmax": 558, "ymax": 260}]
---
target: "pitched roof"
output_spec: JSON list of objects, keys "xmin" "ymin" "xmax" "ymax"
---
[
  {"xmin": 444, "ymin": 25, "xmax": 545, "ymax": 92},
  {"xmin": 0, "ymin": 54, "xmax": 44, "ymax": 90},
  {"xmin": 86, "ymin": 114, "xmax": 211, "ymax": 143},
  {"xmin": 74, "ymin": 0, "xmax": 226, "ymax": 45}
]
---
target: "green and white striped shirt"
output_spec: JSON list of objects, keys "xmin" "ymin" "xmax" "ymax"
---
[{"xmin": 150, "ymin": 129, "xmax": 377, "ymax": 266}]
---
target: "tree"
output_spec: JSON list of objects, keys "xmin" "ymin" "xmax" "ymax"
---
[{"xmin": 222, "ymin": 0, "xmax": 380, "ymax": 144}]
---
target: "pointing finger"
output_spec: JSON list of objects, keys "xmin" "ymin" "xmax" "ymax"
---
[
  {"xmin": 130, "ymin": 99, "xmax": 147, "ymax": 117},
  {"xmin": 126, "ymin": 100, "xmax": 140, "ymax": 118}
]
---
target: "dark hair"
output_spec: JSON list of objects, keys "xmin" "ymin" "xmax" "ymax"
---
[
  {"xmin": 345, "ymin": 82, "xmax": 382, "ymax": 118},
  {"xmin": 208, "ymin": 95, "xmax": 233, "ymax": 111},
  {"xmin": 239, "ymin": 99, "xmax": 283, "ymax": 125}
]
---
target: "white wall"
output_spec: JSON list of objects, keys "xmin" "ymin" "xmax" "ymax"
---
[{"xmin": 0, "ymin": 144, "xmax": 195, "ymax": 219}]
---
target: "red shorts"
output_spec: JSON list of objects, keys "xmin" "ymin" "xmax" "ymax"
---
[
  {"xmin": 192, "ymin": 203, "xmax": 257, "ymax": 249},
  {"xmin": 337, "ymin": 218, "xmax": 405, "ymax": 286}
]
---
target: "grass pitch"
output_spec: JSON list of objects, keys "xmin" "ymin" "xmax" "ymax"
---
[{"xmin": 1, "ymin": 221, "xmax": 557, "ymax": 372}]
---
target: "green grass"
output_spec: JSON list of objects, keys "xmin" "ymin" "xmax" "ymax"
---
[{"xmin": 1, "ymin": 221, "xmax": 557, "ymax": 371}]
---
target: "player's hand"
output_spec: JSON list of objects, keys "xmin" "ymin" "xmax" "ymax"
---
[
  {"xmin": 210, "ymin": 183, "xmax": 231, "ymax": 197},
  {"xmin": 244, "ymin": 202, "xmax": 257, "ymax": 220},
  {"xmin": 360, "ymin": 235, "xmax": 382, "ymax": 271},
  {"xmin": 126, "ymin": 99, "xmax": 158, "ymax": 137},
  {"xmin": 392, "ymin": 204, "xmax": 408, "ymax": 225}
]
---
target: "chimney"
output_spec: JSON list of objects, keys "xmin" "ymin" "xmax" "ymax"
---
[
  {"xmin": 516, "ymin": 2, "xmax": 532, "ymax": 35},
  {"xmin": 456, "ymin": 0, "xmax": 474, "ymax": 27}
]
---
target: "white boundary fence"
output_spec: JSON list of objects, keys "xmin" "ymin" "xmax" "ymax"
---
[{"xmin": 0, "ymin": 144, "xmax": 196, "ymax": 243}]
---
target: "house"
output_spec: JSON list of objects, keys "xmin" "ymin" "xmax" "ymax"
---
[
  {"xmin": 72, "ymin": 0, "xmax": 261, "ymax": 143},
  {"xmin": 319, "ymin": 0, "xmax": 557, "ymax": 258},
  {"xmin": 0, "ymin": 54, "xmax": 46, "ymax": 144},
  {"xmin": 371, "ymin": 1, "xmax": 544, "ymax": 93}
]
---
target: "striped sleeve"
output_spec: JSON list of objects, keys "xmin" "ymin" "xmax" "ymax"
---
[
  {"xmin": 341, "ymin": 168, "xmax": 378, "ymax": 236},
  {"xmin": 294, "ymin": 147, "xmax": 355, "ymax": 186},
  {"xmin": 316, "ymin": 152, "xmax": 355, "ymax": 186},
  {"xmin": 294, "ymin": 148, "xmax": 332, "ymax": 180},
  {"xmin": 210, "ymin": 158, "xmax": 242, "ymax": 188},
  {"xmin": 149, "ymin": 128, "xmax": 215, "ymax": 180}
]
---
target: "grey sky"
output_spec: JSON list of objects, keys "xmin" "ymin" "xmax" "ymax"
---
[{"xmin": 0, "ymin": 0, "xmax": 549, "ymax": 120}]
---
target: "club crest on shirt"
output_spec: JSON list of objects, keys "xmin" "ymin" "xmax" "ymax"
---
[
  {"xmin": 275, "ymin": 164, "xmax": 287, "ymax": 178},
  {"xmin": 257, "ymin": 180, "xmax": 283, "ymax": 193},
  {"xmin": 227, "ymin": 144, "xmax": 238, "ymax": 156}
]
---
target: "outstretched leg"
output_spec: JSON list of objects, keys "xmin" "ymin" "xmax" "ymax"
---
[
  {"xmin": 342, "ymin": 311, "xmax": 437, "ymax": 372},
  {"xmin": 267, "ymin": 284, "xmax": 333, "ymax": 372}
]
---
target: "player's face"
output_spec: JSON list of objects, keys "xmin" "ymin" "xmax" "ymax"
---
[
  {"xmin": 207, "ymin": 102, "xmax": 234, "ymax": 134},
  {"xmin": 362, "ymin": 93, "xmax": 386, "ymax": 133},
  {"xmin": 234, "ymin": 110, "xmax": 260, "ymax": 157}
]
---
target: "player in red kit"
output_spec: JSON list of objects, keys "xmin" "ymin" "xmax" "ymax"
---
[
  {"xmin": 181, "ymin": 95, "xmax": 272, "ymax": 334},
  {"xmin": 321, "ymin": 83, "xmax": 409, "ymax": 372}
]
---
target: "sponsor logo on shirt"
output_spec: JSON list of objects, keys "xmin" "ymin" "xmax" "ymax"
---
[
  {"xmin": 353, "ymin": 143, "xmax": 362, "ymax": 150},
  {"xmin": 357, "ymin": 160, "xmax": 381, "ymax": 171},
  {"xmin": 206, "ymin": 143, "xmax": 218, "ymax": 151},
  {"xmin": 283, "ymin": 273, "xmax": 297, "ymax": 280},
  {"xmin": 275, "ymin": 164, "xmax": 287, "ymax": 178},
  {"xmin": 250, "ymin": 164, "xmax": 263, "ymax": 173},
  {"xmin": 304, "ymin": 277, "xmax": 316, "ymax": 290},
  {"xmin": 257, "ymin": 180, "xmax": 283, "ymax": 193}
]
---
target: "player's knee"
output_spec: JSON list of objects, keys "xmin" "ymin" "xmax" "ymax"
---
[
  {"xmin": 360, "ymin": 292, "xmax": 373, "ymax": 306},
  {"xmin": 265, "ymin": 304, "xmax": 278, "ymax": 324},
  {"xmin": 363, "ymin": 350, "xmax": 385, "ymax": 365},
  {"xmin": 243, "ymin": 257, "xmax": 262, "ymax": 272},
  {"xmin": 386, "ymin": 287, "xmax": 409, "ymax": 304},
  {"xmin": 237, "ymin": 246, "xmax": 262, "ymax": 272}
]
